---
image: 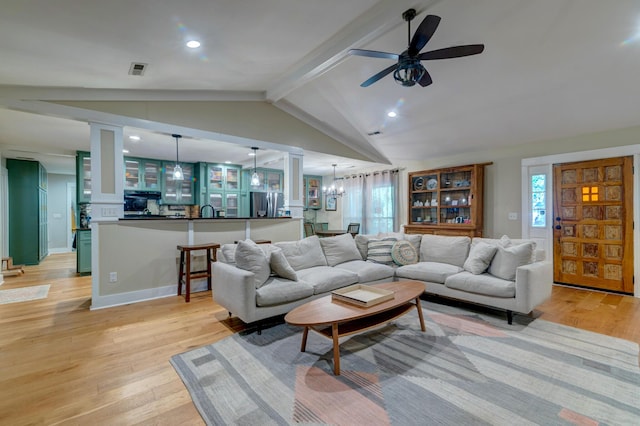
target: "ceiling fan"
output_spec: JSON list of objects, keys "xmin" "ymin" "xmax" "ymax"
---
[{"xmin": 349, "ymin": 9, "xmax": 484, "ymax": 88}]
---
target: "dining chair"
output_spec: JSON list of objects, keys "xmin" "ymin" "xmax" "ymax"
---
[
  {"xmin": 347, "ymin": 222, "xmax": 360, "ymax": 238},
  {"xmin": 304, "ymin": 222, "xmax": 315, "ymax": 238}
]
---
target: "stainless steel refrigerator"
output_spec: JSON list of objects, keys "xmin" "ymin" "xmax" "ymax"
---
[{"xmin": 250, "ymin": 192, "xmax": 284, "ymax": 217}]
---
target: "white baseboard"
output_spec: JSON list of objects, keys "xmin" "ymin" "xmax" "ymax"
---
[{"xmin": 90, "ymin": 279, "xmax": 209, "ymax": 310}]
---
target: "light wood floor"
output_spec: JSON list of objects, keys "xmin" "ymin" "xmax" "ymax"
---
[{"xmin": 1, "ymin": 253, "xmax": 639, "ymax": 425}]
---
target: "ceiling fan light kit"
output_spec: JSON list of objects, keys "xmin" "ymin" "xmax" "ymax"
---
[{"xmin": 350, "ymin": 9, "xmax": 484, "ymax": 88}]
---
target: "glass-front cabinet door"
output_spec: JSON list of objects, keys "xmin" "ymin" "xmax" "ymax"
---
[
  {"xmin": 208, "ymin": 165, "xmax": 224, "ymax": 190},
  {"xmin": 226, "ymin": 168, "xmax": 239, "ymax": 191},
  {"xmin": 124, "ymin": 159, "xmax": 140, "ymax": 190},
  {"xmin": 225, "ymin": 193, "xmax": 238, "ymax": 217},
  {"xmin": 76, "ymin": 151, "xmax": 92, "ymax": 203},
  {"xmin": 266, "ymin": 171, "xmax": 282, "ymax": 191},
  {"xmin": 163, "ymin": 163, "xmax": 194, "ymax": 204},
  {"xmin": 209, "ymin": 192, "xmax": 223, "ymax": 211},
  {"xmin": 141, "ymin": 160, "xmax": 161, "ymax": 190}
]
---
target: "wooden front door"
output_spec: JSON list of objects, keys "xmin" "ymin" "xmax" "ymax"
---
[{"xmin": 553, "ymin": 156, "xmax": 634, "ymax": 293}]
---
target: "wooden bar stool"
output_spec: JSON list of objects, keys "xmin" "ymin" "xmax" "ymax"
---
[{"xmin": 177, "ymin": 243, "xmax": 220, "ymax": 302}]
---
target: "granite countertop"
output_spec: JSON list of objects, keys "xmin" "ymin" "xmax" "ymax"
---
[{"xmin": 119, "ymin": 216, "xmax": 293, "ymax": 221}]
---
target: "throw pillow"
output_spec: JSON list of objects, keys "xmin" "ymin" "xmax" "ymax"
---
[
  {"xmin": 235, "ymin": 239, "xmax": 271, "ymax": 288},
  {"xmin": 354, "ymin": 234, "xmax": 375, "ymax": 260},
  {"xmin": 274, "ymin": 235, "xmax": 328, "ymax": 271},
  {"xmin": 488, "ymin": 242, "xmax": 535, "ymax": 281},
  {"xmin": 391, "ymin": 240, "xmax": 418, "ymax": 266},
  {"xmin": 219, "ymin": 243, "xmax": 237, "ymax": 264},
  {"xmin": 269, "ymin": 248, "xmax": 298, "ymax": 281},
  {"xmin": 367, "ymin": 238, "xmax": 397, "ymax": 265},
  {"xmin": 463, "ymin": 242, "xmax": 498, "ymax": 274},
  {"xmin": 319, "ymin": 233, "xmax": 363, "ymax": 266}
]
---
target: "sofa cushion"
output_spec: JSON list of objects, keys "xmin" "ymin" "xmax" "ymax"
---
[
  {"xmin": 391, "ymin": 240, "xmax": 418, "ymax": 266},
  {"xmin": 463, "ymin": 242, "xmax": 498, "ymax": 274},
  {"xmin": 235, "ymin": 239, "xmax": 271, "ymax": 289},
  {"xmin": 367, "ymin": 238, "xmax": 397, "ymax": 265},
  {"xmin": 319, "ymin": 233, "xmax": 363, "ymax": 266},
  {"xmin": 445, "ymin": 272, "xmax": 516, "ymax": 298},
  {"xmin": 274, "ymin": 236, "xmax": 328, "ymax": 271},
  {"xmin": 296, "ymin": 266, "xmax": 359, "ymax": 294},
  {"xmin": 219, "ymin": 243, "xmax": 238, "ymax": 264},
  {"xmin": 488, "ymin": 242, "xmax": 535, "ymax": 280},
  {"xmin": 395, "ymin": 261, "xmax": 463, "ymax": 284},
  {"xmin": 269, "ymin": 249, "xmax": 297, "ymax": 281},
  {"xmin": 335, "ymin": 260, "xmax": 395, "ymax": 282},
  {"xmin": 420, "ymin": 234, "xmax": 471, "ymax": 267},
  {"xmin": 255, "ymin": 277, "xmax": 314, "ymax": 307},
  {"xmin": 354, "ymin": 234, "xmax": 376, "ymax": 260}
]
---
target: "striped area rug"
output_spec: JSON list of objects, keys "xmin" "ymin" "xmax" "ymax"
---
[{"xmin": 171, "ymin": 301, "xmax": 640, "ymax": 425}]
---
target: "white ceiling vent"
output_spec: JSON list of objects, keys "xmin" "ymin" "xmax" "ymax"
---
[{"xmin": 128, "ymin": 62, "xmax": 148, "ymax": 76}]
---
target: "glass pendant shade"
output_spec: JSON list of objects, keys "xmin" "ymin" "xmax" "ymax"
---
[
  {"xmin": 172, "ymin": 134, "xmax": 184, "ymax": 181},
  {"xmin": 250, "ymin": 147, "xmax": 260, "ymax": 186}
]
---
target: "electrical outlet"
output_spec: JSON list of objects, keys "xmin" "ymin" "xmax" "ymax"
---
[
  {"xmin": 508, "ymin": 212, "xmax": 518, "ymax": 220},
  {"xmin": 109, "ymin": 272, "xmax": 117, "ymax": 282}
]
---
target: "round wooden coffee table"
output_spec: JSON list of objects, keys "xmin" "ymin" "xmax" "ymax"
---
[{"xmin": 284, "ymin": 280, "xmax": 426, "ymax": 375}]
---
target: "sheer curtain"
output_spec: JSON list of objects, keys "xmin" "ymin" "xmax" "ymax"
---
[{"xmin": 342, "ymin": 169, "xmax": 400, "ymax": 234}]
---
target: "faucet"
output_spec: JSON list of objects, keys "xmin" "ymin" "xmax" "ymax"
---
[{"xmin": 200, "ymin": 204, "xmax": 216, "ymax": 218}]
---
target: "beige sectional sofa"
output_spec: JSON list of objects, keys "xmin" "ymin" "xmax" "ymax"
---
[{"xmin": 212, "ymin": 232, "xmax": 552, "ymax": 326}]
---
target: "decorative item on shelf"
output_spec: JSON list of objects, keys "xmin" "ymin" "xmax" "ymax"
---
[
  {"xmin": 413, "ymin": 177, "xmax": 424, "ymax": 190},
  {"xmin": 426, "ymin": 178, "xmax": 437, "ymax": 190},
  {"xmin": 171, "ymin": 134, "xmax": 183, "ymax": 181},
  {"xmin": 322, "ymin": 164, "xmax": 345, "ymax": 197},
  {"xmin": 250, "ymin": 147, "xmax": 260, "ymax": 187}
]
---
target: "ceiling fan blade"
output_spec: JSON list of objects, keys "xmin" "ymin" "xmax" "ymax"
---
[
  {"xmin": 408, "ymin": 15, "xmax": 441, "ymax": 56},
  {"xmin": 417, "ymin": 69, "xmax": 433, "ymax": 87},
  {"xmin": 360, "ymin": 64, "xmax": 397, "ymax": 87},
  {"xmin": 349, "ymin": 49, "xmax": 399, "ymax": 60},
  {"xmin": 418, "ymin": 44, "xmax": 485, "ymax": 60}
]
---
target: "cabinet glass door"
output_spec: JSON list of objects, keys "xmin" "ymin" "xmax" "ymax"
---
[
  {"xmin": 124, "ymin": 159, "xmax": 140, "ymax": 189},
  {"xmin": 226, "ymin": 168, "xmax": 239, "ymax": 190},
  {"xmin": 208, "ymin": 165, "xmax": 224, "ymax": 190},
  {"xmin": 267, "ymin": 171, "xmax": 281, "ymax": 191},
  {"xmin": 82, "ymin": 155, "xmax": 91, "ymax": 200},
  {"xmin": 209, "ymin": 193, "xmax": 223, "ymax": 211},
  {"xmin": 225, "ymin": 193, "xmax": 238, "ymax": 217},
  {"xmin": 142, "ymin": 160, "xmax": 161, "ymax": 190},
  {"xmin": 178, "ymin": 164, "xmax": 193, "ymax": 203}
]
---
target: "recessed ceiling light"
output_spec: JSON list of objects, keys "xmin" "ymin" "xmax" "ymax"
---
[
  {"xmin": 387, "ymin": 111, "xmax": 397, "ymax": 118},
  {"xmin": 248, "ymin": 152, "xmax": 256, "ymax": 156},
  {"xmin": 129, "ymin": 135, "xmax": 141, "ymax": 141},
  {"xmin": 123, "ymin": 149, "xmax": 129, "ymax": 154},
  {"xmin": 186, "ymin": 40, "xmax": 201, "ymax": 48},
  {"xmin": 225, "ymin": 160, "xmax": 232, "ymax": 164}
]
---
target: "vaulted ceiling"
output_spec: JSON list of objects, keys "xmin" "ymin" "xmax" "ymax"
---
[{"xmin": 1, "ymin": 0, "xmax": 639, "ymax": 175}]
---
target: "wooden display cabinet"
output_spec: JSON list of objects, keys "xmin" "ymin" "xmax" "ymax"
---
[{"xmin": 404, "ymin": 163, "xmax": 491, "ymax": 237}]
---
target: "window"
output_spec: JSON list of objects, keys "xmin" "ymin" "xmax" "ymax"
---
[
  {"xmin": 531, "ymin": 174, "xmax": 546, "ymax": 227},
  {"xmin": 342, "ymin": 170, "xmax": 399, "ymax": 234},
  {"xmin": 582, "ymin": 186, "xmax": 599, "ymax": 202}
]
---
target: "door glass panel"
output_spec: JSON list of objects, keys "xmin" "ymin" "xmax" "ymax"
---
[{"xmin": 531, "ymin": 174, "xmax": 546, "ymax": 227}]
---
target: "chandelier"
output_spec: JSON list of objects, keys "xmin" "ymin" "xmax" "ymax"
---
[{"xmin": 322, "ymin": 164, "xmax": 345, "ymax": 197}]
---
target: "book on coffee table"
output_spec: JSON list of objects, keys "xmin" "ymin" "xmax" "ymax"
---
[{"xmin": 331, "ymin": 284, "xmax": 395, "ymax": 307}]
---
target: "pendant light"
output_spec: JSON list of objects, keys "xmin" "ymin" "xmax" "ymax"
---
[
  {"xmin": 172, "ymin": 134, "xmax": 184, "ymax": 181},
  {"xmin": 250, "ymin": 147, "xmax": 260, "ymax": 186},
  {"xmin": 322, "ymin": 164, "xmax": 345, "ymax": 197}
]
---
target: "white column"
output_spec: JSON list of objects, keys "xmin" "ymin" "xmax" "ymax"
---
[
  {"xmin": 89, "ymin": 122, "xmax": 124, "ymax": 222},
  {"xmin": 283, "ymin": 152, "xmax": 304, "ymax": 219}
]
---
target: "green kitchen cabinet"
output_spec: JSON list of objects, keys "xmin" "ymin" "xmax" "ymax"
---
[
  {"xmin": 200, "ymin": 163, "xmax": 242, "ymax": 217},
  {"xmin": 304, "ymin": 175, "xmax": 322, "ymax": 210},
  {"xmin": 76, "ymin": 229, "xmax": 92, "ymax": 274},
  {"xmin": 162, "ymin": 162, "xmax": 195, "ymax": 204},
  {"xmin": 7, "ymin": 159, "xmax": 48, "ymax": 265},
  {"xmin": 124, "ymin": 157, "xmax": 162, "ymax": 191},
  {"xmin": 242, "ymin": 168, "xmax": 283, "ymax": 192},
  {"xmin": 76, "ymin": 151, "xmax": 91, "ymax": 203}
]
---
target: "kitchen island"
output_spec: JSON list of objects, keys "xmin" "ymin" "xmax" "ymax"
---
[{"xmin": 90, "ymin": 217, "xmax": 301, "ymax": 309}]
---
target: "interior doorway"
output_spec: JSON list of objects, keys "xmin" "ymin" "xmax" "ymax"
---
[{"xmin": 553, "ymin": 156, "xmax": 634, "ymax": 294}]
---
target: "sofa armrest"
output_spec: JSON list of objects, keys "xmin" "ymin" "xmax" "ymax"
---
[
  {"xmin": 514, "ymin": 260, "xmax": 553, "ymax": 313},
  {"xmin": 212, "ymin": 261, "xmax": 257, "ymax": 323}
]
